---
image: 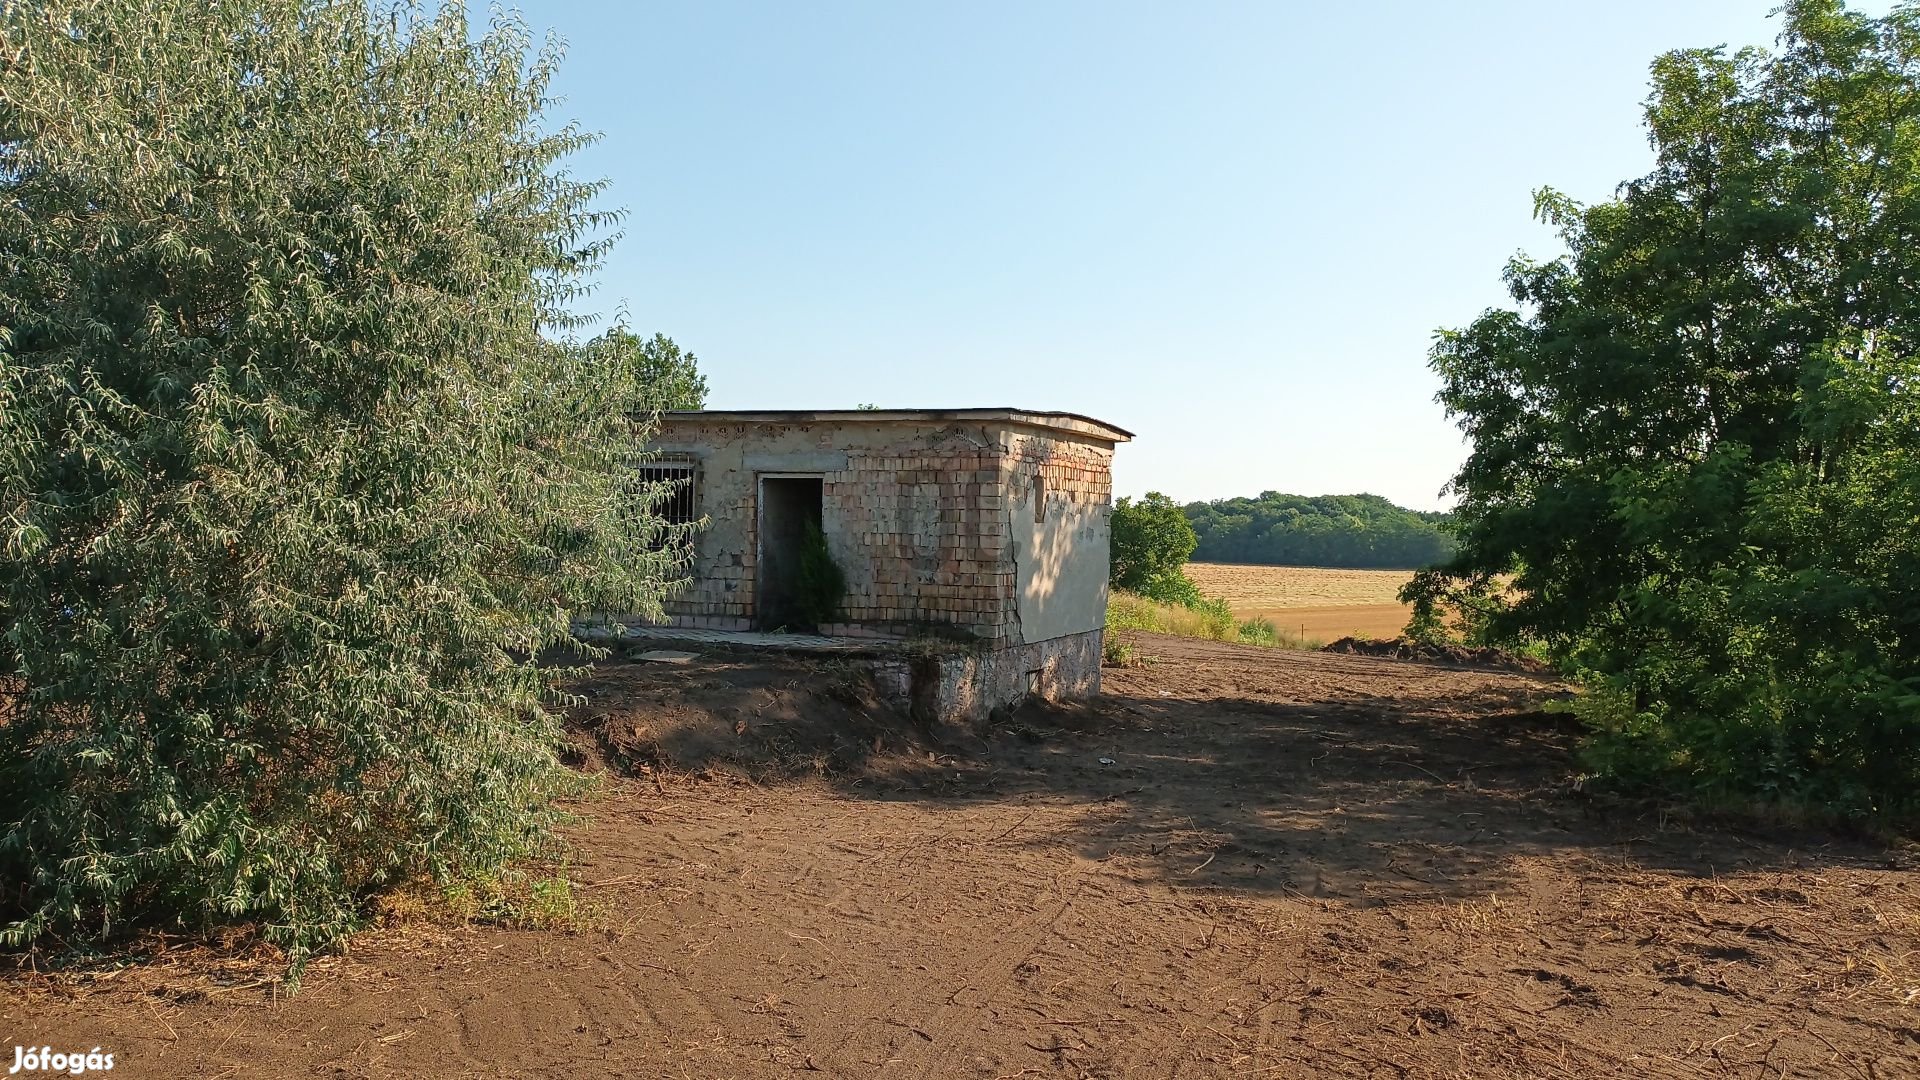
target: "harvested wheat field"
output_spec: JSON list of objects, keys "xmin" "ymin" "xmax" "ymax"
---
[
  {"xmin": 1186, "ymin": 561, "xmax": 1416, "ymax": 641},
  {"xmin": 7, "ymin": 635, "xmax": 1919, "ymax": 1079}
]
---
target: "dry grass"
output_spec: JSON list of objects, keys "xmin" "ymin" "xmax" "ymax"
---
[
  {"xmin": 1184, "ymin": 562, "xmax": 1416, "ymax": 640},
  {"xmin": 1184, "ymin": 562, "xmax": 1414, "ymax": 607},
  {"xmin": 1107, "ymin": 592, "xmax": 1230, "ymax": 639},
  {"xmin": 374, "ymin": 866, "xmax": 613, "ymax": 934},
  {"xmin": 1106, "ymin": 590, "xmax": 1316, "ymax": 649}
]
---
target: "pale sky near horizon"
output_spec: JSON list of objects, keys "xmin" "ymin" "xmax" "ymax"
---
[{"xmin": 507, "ymin": 1, "xmax": 1893, "ymax": 511}]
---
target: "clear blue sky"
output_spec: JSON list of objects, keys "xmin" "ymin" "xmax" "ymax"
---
[{"xmin": 506, "ymin": 1, "xmax": 1890, "ymax": 511}]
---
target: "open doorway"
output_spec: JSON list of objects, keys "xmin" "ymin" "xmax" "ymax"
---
[{"xmin": 756, "ymin": 475, "xmax": 826, "ymax": 631}]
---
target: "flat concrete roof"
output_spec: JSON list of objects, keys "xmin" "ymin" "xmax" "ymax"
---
[{"xmin": 660, "ymin": 408, "xmax": 1133, "ymax": 444}]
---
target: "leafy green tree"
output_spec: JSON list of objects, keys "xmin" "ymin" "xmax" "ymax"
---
[
  {"xmin": 1110, "ymin": 493, "xmax": 1202, "ymax": 606},
  {"xmin": 1408, "ymin": 0, "xmax": 1920, "ymax": 820},
  {"xmin": 587, "ymin": 329, "xmax": 707, "ymax": 412},
  {"xmin": 0, "ymin": 0, "xmax": 683, "ymax": 964}
]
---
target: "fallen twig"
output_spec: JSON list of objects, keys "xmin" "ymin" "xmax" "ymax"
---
[
  {"xmin": 1388, "ymin": 759, "xmax": 1448, "ymax": 783},
  {"xmin": 988, "ymin": 814, "xmax": 1033, "ymax": 842}
]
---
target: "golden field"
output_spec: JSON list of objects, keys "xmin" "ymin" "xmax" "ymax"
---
[{"xmin": 1184, "ymin": 561, "xmax": 1414, "ymax": 641}]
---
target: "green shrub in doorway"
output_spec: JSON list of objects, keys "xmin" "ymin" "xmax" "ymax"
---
[{"xmin": 792, "ymin": 523, "xmax": 847, "ymax": 629}]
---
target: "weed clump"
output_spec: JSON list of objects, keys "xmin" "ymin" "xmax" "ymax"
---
[{"xmin": 1106, "ymin": 591, "xmax": 1318, "ymax": 649}]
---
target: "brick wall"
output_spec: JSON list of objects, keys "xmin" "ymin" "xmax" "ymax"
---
[
  {"xmin": 650, "ymin": 418, "xmax": 1115, "ymax": 642},
  {"xmin": 822, "ymin": 448, "xmax": 1016, "ymax": 638}
]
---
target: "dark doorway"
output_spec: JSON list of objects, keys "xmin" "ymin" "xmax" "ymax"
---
[{"xmin": 756, "ymin": 476, "xmax": 825, "ymax": 631}]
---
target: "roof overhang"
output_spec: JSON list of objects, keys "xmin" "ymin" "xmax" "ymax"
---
[{"xmin": 658, "ymin": 408, "xmax": 1133, "ymax": 444}]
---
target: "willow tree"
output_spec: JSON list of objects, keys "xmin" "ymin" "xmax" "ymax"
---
[
  {"xmin": 0, "ymin": 0, "xmax": 683, "ymax": 962},
  {"xmin": 1407, "ymin": 0, "xmax": 1920, "ymax": 820}
]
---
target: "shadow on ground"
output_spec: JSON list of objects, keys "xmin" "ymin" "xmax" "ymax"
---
[
  {"xmin": 571, "ymin": 632, "xmax": 1902, "ymax": 908},
  {"xmin": 8, "ymin": 633, "xmax": 1915, "ymax": 1080}
]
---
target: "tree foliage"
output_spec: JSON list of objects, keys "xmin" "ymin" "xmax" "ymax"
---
[
  {"xmin": 1109, "ymin": 493, "xmax": 1202, "ymax": 606},
  {"xmin": 1185, "ymin": 492, "xmax": 1453, "ymax": 569},
  {"xmin": 586, "ymin": 329, "xmax": 707, "ymax": 413},
  {"xmin": 1407, "ymin": 0, "xmax": 1920, "ymax": 821},
  {"xmin": 0, "ymin": 0, "xmax": 684, "ymax": 963}
]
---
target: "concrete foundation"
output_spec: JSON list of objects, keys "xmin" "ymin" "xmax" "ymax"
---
[
  {"xmin": 595, "ymin": 621, "xmax": 1105, "ymax": 729},
  {"xmin": 873, "ymin": 629, "xmax": 1103, "ymax": 727}
]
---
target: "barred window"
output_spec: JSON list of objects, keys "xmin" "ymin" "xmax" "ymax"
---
[{"xmin": 639, "ymin": 458, "xmax": 698, "ymax": 530}]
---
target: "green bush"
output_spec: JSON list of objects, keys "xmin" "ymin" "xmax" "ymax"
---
[
  {"xmin": 1110, "ymin": 493, "xmax": 1203, "ymax": 606},
  {"xmin": 1189, "ymin": 597, "xmax": 1239, "ymax": 639},
  {"xmin": 1411, "ymin": 2, "xmax": 1920, "ymax": 824},
  {"xmin": 1234, "ymin": 617, "xmax": 1283, "ymax": 648},
  {"xmin": 790, "ymin": 522, "xmax": 847, "ymax": 629},
  {"xmin": 0, "ymin": 0, "xmax": 679, "ymax": 968}
]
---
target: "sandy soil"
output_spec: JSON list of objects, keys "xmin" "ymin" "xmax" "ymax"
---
[
  {"xmin": 1185, "ymin": 563, "xmax": 1415, "ymax": 640},
  {"xmin": 6, "ymin": 635, "xmax": 1918, "ymax": 1079}
]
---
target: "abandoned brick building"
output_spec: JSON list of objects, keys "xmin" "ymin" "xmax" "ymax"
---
[{"xmin": 634, "ymin": 408, "xmax": 1131, "ymax": 719}]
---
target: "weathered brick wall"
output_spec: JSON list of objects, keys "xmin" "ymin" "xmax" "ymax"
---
[
  {"xmin": 822, "ymin": 445, "xmax": 1015, "ymax": 639},
  {"xmin": 647, "ymin": 418, "xmax": 1115, "ymax": 643},
  {"xmin": 1003, "ymin": 431, "xmax": 1115, "ymax": 528},
  {"xmin": 650, "ymin": 429, "xmax": 755, "ymax": 628}
]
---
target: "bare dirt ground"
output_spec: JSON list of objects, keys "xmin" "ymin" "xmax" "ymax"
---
[
  {"xmin": 7, "ymin": 635, "xmax": 1920, "ymax": 1079},
  {"xmin": 1184, "ymin": 563, "xmax": 1414, "ymax": 640}
]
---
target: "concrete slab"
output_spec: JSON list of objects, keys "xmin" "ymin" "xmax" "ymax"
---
[{"xmin": 585, "ymin": 623, "xmax": 905, "ymax": 653}]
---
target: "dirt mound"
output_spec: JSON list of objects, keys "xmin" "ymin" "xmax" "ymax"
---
[
  {"xmin": 566, "ymin": 649, "xmax": 952, "ymax": 782},
  {"xmin": 1320, "ymin": 634, "xmax": 1553, "ymax": 673},
  {"xmin": 567, "ymin": 648, "xmax": 1125, "ymax": 794}
]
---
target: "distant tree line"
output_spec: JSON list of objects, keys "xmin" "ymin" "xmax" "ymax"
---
[{"xmin": 1183, "ymin": 493, "xmax": 1454, "ymax": 569}]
